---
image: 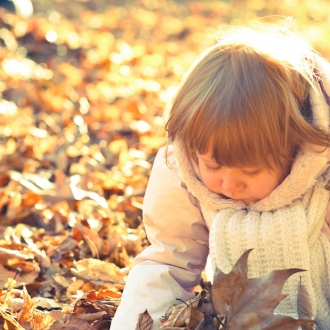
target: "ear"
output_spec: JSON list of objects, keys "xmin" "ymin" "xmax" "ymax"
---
[{"xmin": 310, "ymin": 81, "xmax": 330, "ymax": 131}]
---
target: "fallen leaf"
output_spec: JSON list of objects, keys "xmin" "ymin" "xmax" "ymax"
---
[
  {"xmin": 18, "ymin": 286, "xmax": 35, "ymax": 326},
  {"xmin": 297, "ymin": 280, "xmax": 314, "ymax": 330},
  {"xmin": 72, "ymin": 258, "xmax": 125, "ymax": 284},
  {"xmin": 195, "ymin": 315, "xmax": 217, "ymax": 330},
  {"xmin": 211, "ymin": 249, "xmax": 315, "ymax": 329},
  {"xmin": 154, "ymin": 250, "xmax": 315, "ymax": 330},
  {"xmin": 0, "ymin": 305, "xmax": 24, "ymax": 330},
  {"xmin": 135, "ymin": 310, "xmax": 153, "ymax": 330}
]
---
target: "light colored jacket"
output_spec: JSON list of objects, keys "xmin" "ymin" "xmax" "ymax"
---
[{"xmin": 110, "ymin": 147, "xmax": 209, "ymax": 330}]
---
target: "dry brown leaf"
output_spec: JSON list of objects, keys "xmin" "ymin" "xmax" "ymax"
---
[
  {"xmin": 186, "ymin": 308, "xmax": 205, "ymax": 329},
  {"xmin": 297, "ymin": 280, "xmax": 314, "ymax": 330},
  {"xmin": 28, "ymin": 310, "xmax": 59, "ymax": 330},
  {"xmin": 160, "ymin": 304, "xmax": 193, "ymax": 328},
  {"xmin": 0, "ymin": 277, "xmax": 17, "ymax": 307},
  {"xmin": 72, "ymin": 223, "xmax": 102, "ymax": 259},
  {"xmin": 85, "ymin": 289, "xmax": 121, "ymax": 301},
  {"xmin": 0, "ymin": 265, "xmax": 16, "ymax": 288},
  {"xmin": 48, "ymin": 236, "xmax": 79, "ymax": 259},
  {"xmin": 18, "ymin": 286, "xmax": 35, "ymax": 325},
  {"xmin": 194, "ymin": 315, "xmax": 217, "ymax": 330},
  {"xmin": 31, "ymin": 297, "xmax": 64, "ymax": 310},
  {"xmin": 51, "ymin": 314, "xmax": 96, "ymax": 330},
  {"xmin": 50, "ymin": 274, "xmax": 69, "ymax": 289},
  {"xmin": 135, "ymin": 310, "xmax": 153, "ymax": 330},
  {"xmin": 0, "ymin": 245, "xmax": 34, "ymax": 263},
  {"xmin": 0, "ymin": 264, "xmax": 39, "ymax": 287},
  {"xmin": 211, "ymin": 249, "xmax": 315, "ymax": 329},
  {"xmin": 156, "ymin": 250, "xmax": 316, "ymax": 330},
  {"xmin": 66, "ymin": 279, "xmax": 84, "ymax": 298},
  {"xmin": 6, "ymin": 296, "xmax": 24, "ymax": 313},
  {"xmin": 72, "ymin": 311, "xmax": 106, "ymax": 322},
  {"xmin": 0, "ymin": 305, "xmax": 25, "ymax": 330},
  {"xmin": 72, "ymin": 258, "xmax": 125, "ymax": 284},
  {"xmin": 6, "ymin": 191, "xmax": 23, "ymax": 220},
  {"xmin": 160, "ymin": 296, "xmax": 201, "ymax": 328}
]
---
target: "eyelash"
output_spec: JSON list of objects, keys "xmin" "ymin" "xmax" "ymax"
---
[
  {"xmin": 242, "ymin": 170, "xmax": 260, "ymax": 177},
  {"xmin": 205, "ymin": 165, "xmax": 260, "ymax": 177},
  {"xmin": 205, "ymin": 165, "xmax": 222, "ymax": 172}
]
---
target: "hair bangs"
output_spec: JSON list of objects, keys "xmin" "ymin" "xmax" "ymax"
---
[
  {"xmin": 210, "ymin": 113, "xmax": 279, "ymax": 170},
  {"xmin": 185, "ymin": 49, "xmax": 290, "ymax": 170},
  {"xmin": 190, "ymin": 98, "xmax": 286, "ymax": 170}
]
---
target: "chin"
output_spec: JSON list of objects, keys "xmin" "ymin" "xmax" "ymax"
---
[{"xmin": 240, "ymin": 198, "xmax": 259, "ymax": 204}]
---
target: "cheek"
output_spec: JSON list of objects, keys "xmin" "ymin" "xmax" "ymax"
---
[
  {"xmin": 254, "ymin": 177, "xmax": 281, "ymax": 198},
  {"xmin": 198, "ymin": 167, "xmax": 220, "ymax": 192},
  {"xmin": 200, "ymin": 172, "xmax": 216, "ymax": 189}
]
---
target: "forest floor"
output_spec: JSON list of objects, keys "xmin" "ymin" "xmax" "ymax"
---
[{"xmin": 0, "ymin": 0, "xmax": 330, "ymax": 328}]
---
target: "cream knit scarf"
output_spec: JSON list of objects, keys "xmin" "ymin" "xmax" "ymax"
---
[{"xmin": 172, "ymin": 84, "xmax": 330, "ymax": 326}]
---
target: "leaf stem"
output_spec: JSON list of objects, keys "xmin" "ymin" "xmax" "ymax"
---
[
  {"xmin": 207, "ymin": 282, "xmax": 227, "ymax": 330},
  {"xmin": 14, "ymin": 268, "xmax": 21, "ymax": 280},
  {"xmin": 175, "ymin": 298, "xmax": 190, "ymax": 308}
]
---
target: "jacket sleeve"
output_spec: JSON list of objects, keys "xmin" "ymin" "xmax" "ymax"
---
[{"xmin": 110, "ymin": 147, "xmax": 209, "ymax": 330}]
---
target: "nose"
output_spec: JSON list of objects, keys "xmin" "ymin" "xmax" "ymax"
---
[{"xmin": 220, "ymin": 168, "xmax": 245, "ymax": 194}]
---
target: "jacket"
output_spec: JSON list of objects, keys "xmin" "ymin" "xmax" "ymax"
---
[{"xmin": 110, "ymin": 146, "xmax": 209, "ymax": 330}]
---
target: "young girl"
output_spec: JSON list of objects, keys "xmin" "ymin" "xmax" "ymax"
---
[{"xmin": 111, "ymin": 23, "xmax": 330, "ymax": 329}]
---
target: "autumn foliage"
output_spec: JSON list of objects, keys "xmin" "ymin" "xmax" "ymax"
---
[
  {"xmin": 136, "ymin": 250, "xmax": 314, "ymax": 330},
  {"xmin": 0, "ymin": 0, "xmax": 329, "ymax": 329}
]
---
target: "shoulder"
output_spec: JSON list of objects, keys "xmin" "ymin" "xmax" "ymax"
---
[
  {"xmin": 153, "ymin": 145, "xmax": 177, "ymax": 169},
  {"xmin": 145, "ymin": 145, "xmax": 201, "ymax": 210}
]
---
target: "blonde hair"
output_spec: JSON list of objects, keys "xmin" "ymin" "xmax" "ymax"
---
[{"xmin": 165, "ymin": 24, "xmax": 330, "ymax": 170}]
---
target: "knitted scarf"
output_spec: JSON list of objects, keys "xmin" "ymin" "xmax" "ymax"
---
[{"xmin": 172, "ymin": 84, "xmax": 330, "ymax": 326}]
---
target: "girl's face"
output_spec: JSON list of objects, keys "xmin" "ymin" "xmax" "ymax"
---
[{"xmin": 197, "ymin": 152, "xmax": 288, "ymax": 204}]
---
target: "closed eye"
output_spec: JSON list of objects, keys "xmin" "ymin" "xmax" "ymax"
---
[
  {"xmin": 205, "ymin": 164, "xmax": 222, "ymax": 172},
  {"xmin": 242, "ymin": 169, "xmax": 260, "ymax": 177}
]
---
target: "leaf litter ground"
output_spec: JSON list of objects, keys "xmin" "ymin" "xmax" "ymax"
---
[{"xmin": 0, "ymin": 0, "xmax": 330, "ymax": 329}]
